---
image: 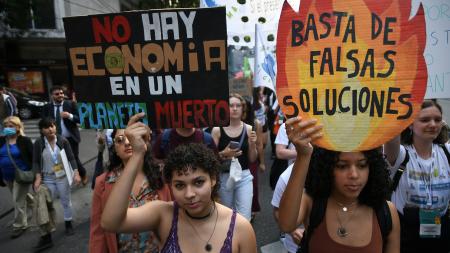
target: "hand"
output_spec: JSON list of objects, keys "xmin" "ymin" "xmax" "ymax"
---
[
  {"xmin": 125, "ymin": 113, "xmax": 151, "ymax": 155},
  {"xmin": 285, "ymin": 116, "xmax": 323, "ymax": 156},
  {"xmin": 60, "ymin": 111, "xmax": 71, "ymax": 119},
  {"xmin": 33, "ymin": 176, "xmax": 41, "ymax": 192},
  {"xmin": 290, "ymin": 228, "xmax": 305, "ymax": 245},
  {"xmin": 73, "ymin": 170, "xmax": 81, "ymax": 185},
  {"xmin": 221, "ymin": 144, "xmax": 242, "ymax": 159},
  {"xmin": 248, "ymin": 130, "xmax": 257, "ymax": 146},
  {"xmin": 259, "ymin": 163, "xmax": 266, "ymax": 172}
]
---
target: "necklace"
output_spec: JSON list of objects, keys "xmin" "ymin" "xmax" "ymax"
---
[
  {"xmin": 185, "ymin": 203, "xmax": 214, "ymax": 220},
  {"xmin": 335, "ymin": 200, "xmax": 357, "ymax": 212},
  {"xmin": 335, "ymin": 202, "xmax": 358, "ymax": 238},
  {"xmin": 184, "ymin": 202, "xmax": 218, "ymax": 252}
]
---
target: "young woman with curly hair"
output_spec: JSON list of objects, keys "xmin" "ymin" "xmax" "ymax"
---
[
  {"xmin": 101, "ymin": 113, "xmax": 256, "ymax": 253},
  {"xmin": 385, "ymin": 100, "xmax": 450, "ymax": 253},
  {"xmin": 89, "ymin": 128, "xmax": 171, "ymax": 253},
  {"xmin": 278, "ymin": 117, "xmax": 400, "ymax": 253}
]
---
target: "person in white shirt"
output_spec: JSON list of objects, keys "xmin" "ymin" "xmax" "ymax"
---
[
  {"xmin": 271, "ymin": 164, "xmax": 304, "ymax": 253},
  {"xmin": 275, "ymin": 123, "xmax": 297, "ymax": 165}
]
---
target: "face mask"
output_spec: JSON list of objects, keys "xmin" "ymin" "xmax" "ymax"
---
[{"xmin": 3, "ymin": 127, "xmax": 17, "ymax": 136}]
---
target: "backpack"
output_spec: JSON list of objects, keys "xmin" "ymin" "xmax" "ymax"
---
[
  {"xmin": 391, "ymin": 144, "xmax": 450, "ymax": 192},
  {"xmin": 160, "ymin": 129, "xmax": 214, "ymax": 157},
  {"xmin": 5, "ymin": 91, "xmax": 18, "ymax": 115},
  {"xmin": 298, "ymin": 198, "xmax": 392, "ymax": 253}
]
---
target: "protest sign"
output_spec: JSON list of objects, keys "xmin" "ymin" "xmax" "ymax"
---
[
  {"xmin": 416, "ymin": 0, "xmax": 450, "ymax": 99},
  {"xmin": 276, "ymin": 0, "xmax": 427, "ymax": 151},
  {"xmin": 64, "ymin": 7, "xmax": 229, "ymax": 129}
]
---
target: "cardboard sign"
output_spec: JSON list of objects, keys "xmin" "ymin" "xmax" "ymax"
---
[
  {"xmin": 64, "ymin": 7, "xmax": 229, "ymax": 129},
  {"xmin": 276, "ymin": 0, "xmax": 427, "ymax": 151}
]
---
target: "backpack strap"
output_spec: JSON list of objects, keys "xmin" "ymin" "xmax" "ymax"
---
[
  {"xmin": 375, "ymin": 201, "xmax": 392, "ymax": 251},
  {"xmin": 202, "ymin": 131, "xmax": 214, "ymax": 147},
  {"xmin": 161, "ymin": 129, "xmax": 172, "ymax": 157},
  {"xmin": 391, "ymin": 150, "xmax": 409, "ymax": 192},
  {"xmin": 298, "ymin": 198, "xmax": 327, "ymax": 253},
  {"xmin": 439, "ymin": 144, "xmax": 450, "ymax": 166}
]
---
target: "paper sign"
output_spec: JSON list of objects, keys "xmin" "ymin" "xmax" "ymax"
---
[
  {"xmin": 276, "ymin": 0, "xmax": 427, "ymax": 151},
  {"xmin": 60, "ymin": 149, "xmax": 73, "ymax": 186},
  {"xmin": 63, "ymin": 7, "xmax": 229, "ymax": 129}
]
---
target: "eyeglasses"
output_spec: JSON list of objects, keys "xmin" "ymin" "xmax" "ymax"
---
[{"xmin": 114, "ymin": 135, "xmax": 129, "ymax": 145}]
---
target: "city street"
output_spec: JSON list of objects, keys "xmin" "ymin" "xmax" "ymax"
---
[{"xmin": 0, "ymin": 120, "xmax": 284, "ymax": 252}]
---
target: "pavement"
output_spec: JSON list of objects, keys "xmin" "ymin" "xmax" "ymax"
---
[{"xmin": 0, "ymin": 121, "xmax": 286, "ymax": 252}]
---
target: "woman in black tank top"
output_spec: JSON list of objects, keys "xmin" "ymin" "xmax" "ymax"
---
[{"xmin": 212, "ymin": 94, "xmax": 257, "ymax": 221}]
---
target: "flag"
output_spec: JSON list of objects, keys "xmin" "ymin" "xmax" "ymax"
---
[{"xmin": 254, "ymin": 24, "xmax": 277, "ymax": 92}]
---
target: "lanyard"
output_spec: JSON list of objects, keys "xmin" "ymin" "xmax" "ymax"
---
[
  {"xmin": 44, "ymin": 137, "xmax": 59, "ymax": 165},
  {"xmin": 412, "ymin": 148, "xmax": 436, "ymax": 208}
]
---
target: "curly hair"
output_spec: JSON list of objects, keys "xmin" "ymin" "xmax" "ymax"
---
[
  {"xmin": 107, "ymin": 129, "xmax": 163, "ymax": 190},
  {"xmin": 164, "ymin": 143, "xmax": 220, "ymax": 198},
  {"xmin": 305, "ymin": 147, "xmax": 390, "ymax": 209},
  {"xmin": 401, "ymin": 100, "xmax": 447, "ymax": 145}
]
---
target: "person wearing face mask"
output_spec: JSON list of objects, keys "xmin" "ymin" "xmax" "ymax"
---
[{"xmin": 0, "ymin": 116, "xmax": 34, "ymax": 239}]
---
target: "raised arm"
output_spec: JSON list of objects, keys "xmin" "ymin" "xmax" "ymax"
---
[
  {"xmin": 101, "ymin": 113, "xmax": 165, "ymax": 233},
  {"xmin": 255, "ymin": 120, "xmax": 266, "ymax": 171},
  {"xmin": 384, "ymin": 135, "xmax": 400, "ymax": 166},
  {"xmin": 278, "ymin": 117, "xmax": 322, "ymax": 232},
  {"xmin": 246, "ymin": 124, "xmax": 258, "ymax": 163}
]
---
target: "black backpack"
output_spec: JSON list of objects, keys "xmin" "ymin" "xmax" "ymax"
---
[
  {"xmin": 298, "ymin": 198, "xmax": 392, "ymax": 253},
  {"xmin": 391, "ymin": 144, "xmax": 450, "ymax": 192}
]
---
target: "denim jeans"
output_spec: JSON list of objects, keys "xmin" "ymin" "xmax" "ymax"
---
[
  {"xmin": 6, "ymin": 181, "xmax": 30, "ymax": 230},
  {"xmin": 43, "ymin": 176, "xmax": 73, "ymax": 221},
  {"xmin": 219, "ymin": 169, "xmax": 253, "ymax": 220}
]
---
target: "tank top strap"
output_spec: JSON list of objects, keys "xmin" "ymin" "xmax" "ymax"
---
[
  {"xmin": 219, "ymin": 209, "xmax": 237, "ymax": 253},
  {"xmin": 160, "ymin": 202, "xmax": 182, "ymax": 253}
]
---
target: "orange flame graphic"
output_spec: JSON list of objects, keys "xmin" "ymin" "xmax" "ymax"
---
[{"xmin": 276, "ymin": 0, "xmax": 427, "ymax": 151}]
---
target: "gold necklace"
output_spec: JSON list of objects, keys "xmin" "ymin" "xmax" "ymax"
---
[
  {"xmin": 184, "ymin": 203, "xmax": 218, "ymax": 252},
  {"xmin": 336, "ymin": 202, "xmax": 358, "ymax": 237}
]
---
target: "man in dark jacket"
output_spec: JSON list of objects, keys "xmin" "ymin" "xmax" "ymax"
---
[{"xmin": 41, "ymin": 86, "xmax": 87, "ymax": 184}]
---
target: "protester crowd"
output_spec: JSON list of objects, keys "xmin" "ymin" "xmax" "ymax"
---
[{"xmin": 1, "ymin": 82, "xmax": 450, "ymax": 253}]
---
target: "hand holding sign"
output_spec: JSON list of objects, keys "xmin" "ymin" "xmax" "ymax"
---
[
  {"xmin": 125, "ymin": 112, "xmax": 151, "ymax": 155},
  {"xmin": 285, "ymin": 117, "xmax": 323, "ymax": 156}
]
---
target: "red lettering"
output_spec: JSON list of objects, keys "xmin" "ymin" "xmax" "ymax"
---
[
  {"xmin": 92, "ymin": 15, "xmax": 130, "ymax": 43},
  {"xmin": 154, "ymin": 101, "xmax": 170, "ymax": 129},
  {"xmin": 112, "ymin": 16, "xmax": 131, "ymax": 43},
  {"xmin": 170, "ymin": 101, "xmax": 182, "ymax": 128},
  {"xmin": 215, "ymin": 100, "xmax": 230, "ymax": 126},
  {"xmin": 204, "ymin": 100, "xmax": 216, "ymax": 125},
  {"xmin": 92, "ymin": 16, "xmax": 112, "ymax": 43},
  {"xmin": 182, "ymin": 100, "xmax": 194, "ymax": 128},
  {"xmin": 193, "ymin": 100, "xmax": 207, "ymax": 126}
]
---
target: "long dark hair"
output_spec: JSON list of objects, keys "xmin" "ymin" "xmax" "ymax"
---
[
  {"xmin": 107, "ymin": 129, "xmax": 163, "ymax": 190},
  {"xmin": 305, "ymin": 147, "xmax": 390, "ymax": 209},
  {"xmin": 401, "ymin": 100, "xmax": 447, "ymax": 145}
]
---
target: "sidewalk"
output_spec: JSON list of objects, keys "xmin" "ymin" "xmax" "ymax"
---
[{"xmin": 0, "ymin": 130, "xmax": 97, "ymax": 252}]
